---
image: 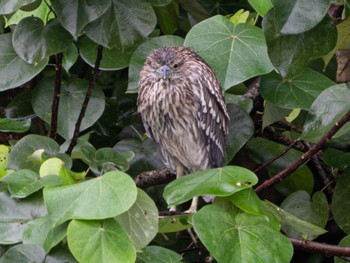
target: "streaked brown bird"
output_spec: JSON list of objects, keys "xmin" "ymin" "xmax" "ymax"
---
[{"xmin": 137, "ymin": 46, "xmax": 229, "ymax": 212}]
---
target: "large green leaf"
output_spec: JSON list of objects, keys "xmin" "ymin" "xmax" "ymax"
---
[
  {"xmin": 85, "ymin": 0, "xmax": 157, "ymax": 49},
  {"xmin": 116, "ymin": 189, "xmax": 158, "ymax": 250},
  {"xmin": 0, "ymin": 244, "xmax": 45, "ymax": 263},
  {"xmin": 302, "ymin": 84, "xmax": 350, "ymax": 143},
  {"xmin": 333, "ymin": 168, "xmax": 350, "ymax": 234},
  {"xmin": 248, "ymin": 0, "xmax": 272, "ymax": 16},
  {"xmin": 0, "ymin": 33, "xmax": 48, "ymax": 92},
  {"xmin": 67, "ymin": 219, "xmax": 136, "ymax": 263},
  {"xmin": 127, "ymin": 35, "xmax": 184, "ymax": 93},
  {"xmin": 32, "ymin": 77, "xmax": 105, "ymax": 140},
  {"xmin": 0, "ymin": 0, "xmax": 37, "ymax": 14},
  {"xmin": 270, "ymin": 0, "xmax": 331, "ymax": 34},
  {"xmin": 51, "ymin": 0, "xmax": 110, "ymax": 39},
  {"xmin": 0, "ymin": 192, "xmax": 46, "ymax": 244},
  {"xmin": 137, "ymin": 246, "xmax": 182, "ymax": 263},
  {"xmin": 8, "ymin": 134, "xmax": 60, "ymax": 172},
  {"xmin": 263, "ymin": 13, "xmax": 337, "ymax": 77},
  {"xmin": 260, "ymin": 68, "xmax": 335, "ymax": 110},
  {"xmin": 184, "ymin": 15, "xmax": 273, "ymax": 90},
  {"xmin": 324, "ymin": 148, "xmax": 350, "ymax": 170},
  {"xmin": 281, "ymin": 191, "xmax": 328, "ymax": 240},
  {"xmin": 12, "ymin": 17, "xmax": 72, "ymax": 64},
  {"xmin": 44, "ymin": 170, "xmax": 137, "ymax": 225},
  {"xmin": 163, "ymin": 166, "xmax": 258, "ymax": 207},
  {"xmin": 225, "ymin": 103, "xmax": 254, "ymax": 164},
  {"xmin": 193, "ymin": 205, "xmax": 293, "ymax": 263},
  {"xmin": 0, "ymin": 118, "xmax": 31, "ymax": 133}
]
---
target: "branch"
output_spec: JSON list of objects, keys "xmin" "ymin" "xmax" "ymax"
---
[
  {"xmin": 66, "ymin": 45, "xmax": 103, "ymax": 155},
  {"xmin": 290, "ymin": 237, "xmax": 350, "ymax": 257},
  {"xmin": 135, "ymin": 169, "xmax": 175, "ymax": 189},
  {"xmin": 50, "ymin": 53, "xmax": 63, "ymax": 140},
  {"xmin": 255, "ymin": 110, "xmax": 350, "ymax": 194}
]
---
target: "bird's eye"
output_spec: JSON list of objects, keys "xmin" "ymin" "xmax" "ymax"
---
[{"xmin": 173, "ymin": 64, "xmax": 178, "ymax": 68}]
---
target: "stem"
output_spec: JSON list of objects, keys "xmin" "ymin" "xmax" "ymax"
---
[
  {"xmin": 50, "ymin": 53, "xmax": 63, "ymax": 140},
  {"xmin": 255, "ymin": 110, "xmax": 350, "ymax": 194},
  {"xmin": 66, "ymin": 45, "xmax": 103, "ymax": 154},
  {"xmin": 290, "ymin": 237, "xmax": 350, "ymax": 257}
]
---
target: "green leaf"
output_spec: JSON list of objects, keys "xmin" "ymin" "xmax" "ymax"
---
[
  {"xmin": 265, "ymin": 201, "xmax": 327, "ymax": 238},
  {"xmin": 0, "ymin": 192, "xmax": 46, "ymax": 244},
  {"xmin": 62, "ymin": 43, "xmax": 78, "ymax": 72},
  {"xmin": 270, "ymin": 0, "xmax": 331, "ymax": 34},
  {"xmin": 12, "ymin": 17, "xmax": 73, "ymax": 65},
  {"xmin": 192, "ymin": 205, "xmax": 293, "ymax": 263},
  {"xmin": 262, "ymin": 102, "xmax": 292, "ymax": 129},
  {"xmin": 32, "ymin": 77, "xmax": 105, "ymax": 140},
  {"xmin": 0, "ymin": 0, "xmax": 37, "ymax": 14},
  {"xmin": 39, "ymin": 158, "xmax": 80, "ymax": 185},
  {"xmin": 225, "ymin": 103, "xmax": 254, "ymax": 164},
  {"xmin": 23, "ymin": 216, "xmax": 68, "ymax": 253},
  {"xmin": 260, "ymin": 68, "xmax": 335, "ymax": 110},
  {"xmin": 302, "ymin": 84, "xmax": 350, "ymax": 143},
  {"xmin": 137, "ymin": 246, "xmax": 182, "ymax": 263},
  {"xmin": 45, "ymin": 245, "xmax": 77, "ymax": 263},
  {"xmin": 147, "ymin": 0, "xmax": 173, "ymax": 7},
  {"xmin": 0, "ymin": 118, "xmax": 31, "ymax": 133},
  {"xmin": 127, "ymin": 35, "xmax": 184, "ymax": 93},
  {"xmin": 335, "ymin": 235, "xmax": 350, "ymax": 263},
  {"xmin": 4, "ymin": 90, "xmax": 34, "ymax": 119},
  {"xmin": 280, "ymin": 191, "xmax": 328, "ymax": 240},
  {"xmin": 333, "ymin": 168, "xmax": 350, "ymax": 234},
  {"xmin": 51, "ymin": 0, "xmax": 110, "ymax": 39},
  {"xmin": 8, "ymin": 134, "xmax": 60, "ymax": 172},
  {"xmin": 116, "ymin": 189, "xmax": 158, "ymax": 250},
  {"xmin": 163, "ymin": 166, "xmax": 258, "ymax": 207},
  {"xmin": 0, "ymin": 169, "xmax": 61, "ymax": 198},
  {"xmin": 0, "ymin": 145, "xmax": 10, "ymax": 177},
  {"xmin": 323, "ymin": 148, "xmax": 350, "ymax": 170},
  {"xmin": 78, "ymin": 36, "xmax": 135, "ymax": 70},
  {"xmin": 0, "ymin": 244, "xmax": 45, "ymax": 263},
  {"xmin": 0, "ymin": 33, "xmax": 48, "ymax": 92},
  {"xmin": 44, "ymin": 170, "xmax": 137, "ymax": 225},
  {"xmin": 248, "ymin": 0, "xmax": 272, "ymax": 16},
  {"xmin": 158, "ymin": 214, "xmax": 192, "ymax": 233},
  {"xmin": 67, "ymin": 219, "xmax": 136, "ymax": 263},
  {"xmin": 85, "ymin": 0, "xmax": 157, "ymax": 49},
  {"xmin": 153, "ymin": 1, "xmax": 178, "ymax": 35},
  {"xmin": 184, "ymin": 15, "xmax": 273, "ymax": 90},
  {"xmin": 263, "ymin": 13, "xmax": 337, "ymax": 77},
  {"xmin": 93, "ymin": 147, "xmax": 131, "ymax": 173}
]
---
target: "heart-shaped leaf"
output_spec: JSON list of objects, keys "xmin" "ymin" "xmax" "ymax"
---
[
  {"xmin": 260, "ymin": 68, "xmax": 335, "ymax": 110},
  {"xmin": 193, "ymin": 205, "xmax": 293, "ymax": 263},
  {"xmin": 184, "ymin": 15, "xmax": 273, "ymax": 90},
  {"xmin": 127, "ymin": 35, "xmax": 184, "ymax": 93},
  {"xmin": 116, "ymin": 189, "xmax": 158, "ymax": 250},
  {"xmin": 302, "ymin": 84, "xmax": 350, "ymax": 143},
  {"xmin": 32, "ymin": 77, "xmax": 105, "ymax": 140},
  {"xmin": 12, "ymin": 17, "xmax": 73, "ymax": 64},
  {"xmin": 333, "ymin": 168, "xmax": 350, "ymax": 234},
  {"xmin": 0, "ymin": 33, "xmax": 48, "ymax": 92},
  {"xmin": 44, "ymin": 170, "xmax": 137, "ymax": 225},
  {"xmin": 67, "ymin": 219, "xmax": 136, "ymax": 263},
  {"xmin": 248, "ymin": 0, "xmax": 272, "ymax": 16},
  {"xmin": 0, "ymin": 0, "xmax": 37, "ymax": 14},
  {"xmin": 85, "ymin": 0, "xmax": 156, "ymax": 49},
  {"xmin": 0, "ymin": 244, "xmax": 45, "ymax": 262},
  {"xmin": 51, "ymin": 0, "xmax": 110, "ymax": 39},
  {"xmin": 163, "ymin": 166, "xmax": 258, "ymax": 207}
]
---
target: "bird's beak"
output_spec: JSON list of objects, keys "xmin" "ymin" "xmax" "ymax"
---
[{"xmin": 158, "ymin": 65, "xmax": 171, "ymax": 80}]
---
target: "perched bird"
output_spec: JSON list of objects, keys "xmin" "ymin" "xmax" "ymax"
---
[{"xmin": 137, "ymin": 46, "xmax": 229, "ymax": 212}]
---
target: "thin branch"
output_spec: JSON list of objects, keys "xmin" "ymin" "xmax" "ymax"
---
[
  {"xmin": 50, "ymin": 53, "xmax": 63, "ymax": 140},
  {"xmin": 255, "ymin": 110, "xmax": 350, "ymax": 194},
  {"xmin": 66, "ymin": 45, "xmax": 103, "ymax": 155},
  {"xmin": 290, "ymin": 237, "xmax": 350, "ymax": 257},
  {"xmin": 135, "ymin": 169, "xmax": 175, "ymax": 189}
]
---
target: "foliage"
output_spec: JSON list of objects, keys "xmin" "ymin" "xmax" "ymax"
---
[{"xmin": 0, "ymin": 0, "xmax": 350, "ymax": 262}]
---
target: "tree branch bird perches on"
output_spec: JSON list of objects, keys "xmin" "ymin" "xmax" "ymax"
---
[{"xmin": 137, "ymin": 46, "xmax": 229, "ymax": 213}]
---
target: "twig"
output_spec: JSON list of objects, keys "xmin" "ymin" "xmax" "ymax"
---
[
  {"xmin": 290, "ymin": 237, "xmax": 350, "ymax": 257},
  {"xmin": 255, "ymin": 110, "xmax": 350, "ymax": 194},
  {"xmin": 135, "ymin": 169, "xmax": 175, "ymax": 189},
  {"xmin": 50, "ymin": 53, "xmax": 63, "ymax": 140},
  {"xmin": 66, "ymin": 45, "xmax": 103, "ymax": 155}
]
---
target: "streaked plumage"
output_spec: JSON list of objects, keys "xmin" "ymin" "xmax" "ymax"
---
[{"xmin": 137, "ymin": 46, "xmax": 229, "ymax": 211}]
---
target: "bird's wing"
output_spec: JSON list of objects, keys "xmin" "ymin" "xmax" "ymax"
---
[{"xmin": 196, "ymin": 72, "xmax": 229, "ymax": 168}]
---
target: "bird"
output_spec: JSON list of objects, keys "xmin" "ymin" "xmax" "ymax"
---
[{"xmin": 137, "ymin": 46, "xmax": 229, "ymax": 213}]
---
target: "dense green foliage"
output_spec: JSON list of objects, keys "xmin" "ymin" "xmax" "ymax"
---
[{"xmin": 0, "ymin": 0, "xmax": 350, "ymax": 262}]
